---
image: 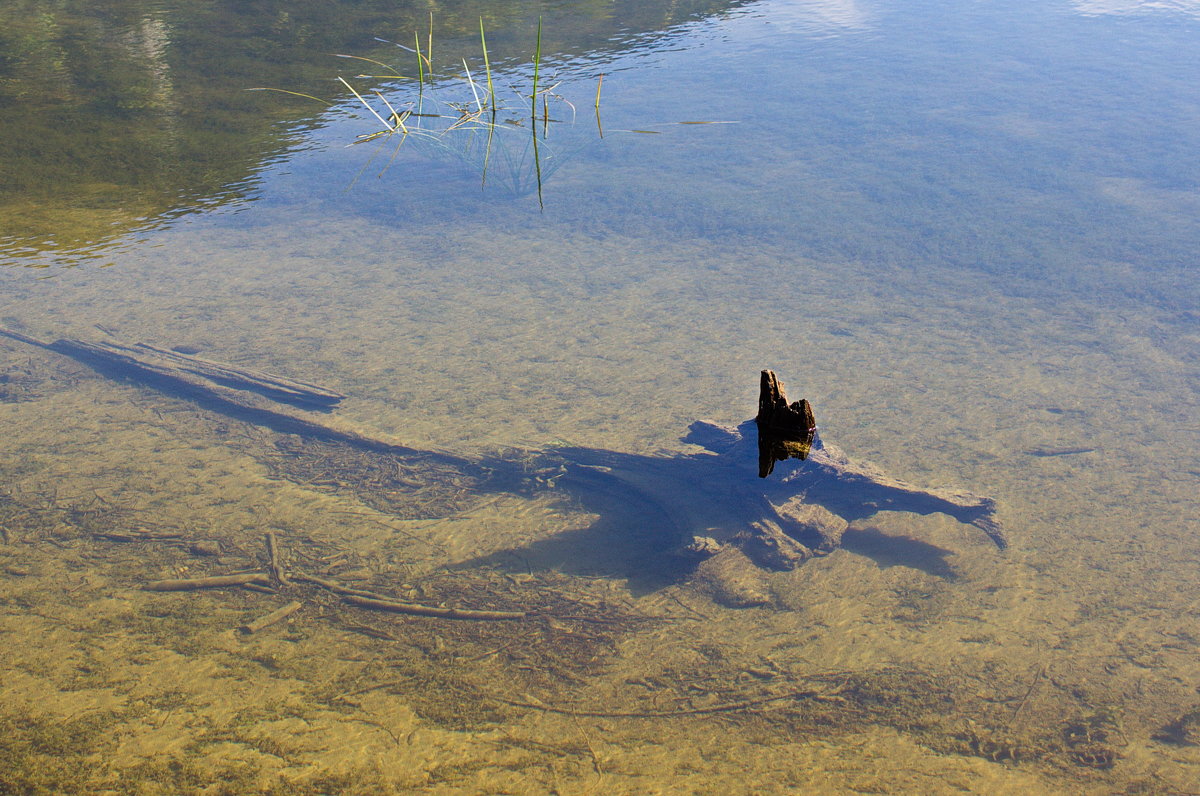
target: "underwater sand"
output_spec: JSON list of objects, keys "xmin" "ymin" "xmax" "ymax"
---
[{"xmin": 2, "ymin": 213, "xmax": 1199, "ymax": 792}]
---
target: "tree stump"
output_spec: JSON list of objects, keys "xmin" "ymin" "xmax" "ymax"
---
[{"xmin": 755, "ymin": 370, "xmax": 816, "ymax": 477}]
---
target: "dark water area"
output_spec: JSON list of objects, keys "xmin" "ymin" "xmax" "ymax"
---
[{"xmin": 2, "ymin": 0, "xmax": 1199, "ymax": 791}]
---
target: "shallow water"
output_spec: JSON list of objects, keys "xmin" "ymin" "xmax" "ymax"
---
[{"xmin": 2, "ymin": 0, "xmax": 1199, "ymax": 791}]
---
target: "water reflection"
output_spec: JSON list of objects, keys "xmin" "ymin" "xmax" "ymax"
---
[
  {"xmin": 1072, "ymin": 0, "xmax": 1200, "ymax": 15},
  {"xmin": 748, "ymin": 0, "xmax": 872, "ymax": 36},
  {"xmin": 0, "ymin": 0, "xmax": 749, "ymax": 264}
]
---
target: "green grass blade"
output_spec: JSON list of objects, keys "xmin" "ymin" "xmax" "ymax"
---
[
  {"xmin": 531, "ymin": 121, "xmax": 544, "ymax": 209},
  {"xmin": 414, "ymin": 32, "xmax": 425, "ymax": 85},
  {"xmin": 246, "ymin": 87, "xmax": 333, "ymax": 106},
  {"xmin": 482, "ymin": 118, "xmax": 495, "ymax": 187},
  {"xmin": 463, "ymin": 58, "xmax": 483, "ymax": 113},
  {"xmin": 373, "ymin": 91, "xmax": 409, "ymax": 133},
  {"xmin": 479, "ymin": 18, "xmax": 496, "ymax": 114},
  {"xmin": 531, "ymin": 17, "xmax": 542, "ymax": 127},
  {"xmin": 337, "ymin": 76, "xmax": 395, "ymax": 131},
  {"xmin": 334, "ymin": 54, "xmax": 404, "ymax": 77}
]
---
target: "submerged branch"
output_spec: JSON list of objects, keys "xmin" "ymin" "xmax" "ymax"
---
[
  {"xmin": 343, "ymin": 594, "xmax": 526, "ymax": 621},
  {"xmin": 497, "ymin": 686, "xmax": 844, "ymax": 718},
  {"xmin": 144, "ymin": 573, "xmax": 272, "ymax": 591}
]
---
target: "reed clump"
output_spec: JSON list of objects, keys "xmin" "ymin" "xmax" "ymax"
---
[
  {"xmin": 309, "ymin": 16, "xmax": 597, "ymax": 204},
  {"xmin": 335, "ymin": 16, "xmax": 575, "ymax": 139},
  {"xmin": 251, "ymin": 16, "xmax": 729, "ymax": 202}
]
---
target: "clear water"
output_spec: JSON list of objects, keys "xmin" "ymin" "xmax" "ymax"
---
[{"xmin": 2, "ymin": 0, "xmax": 1199, "ymax": 790}]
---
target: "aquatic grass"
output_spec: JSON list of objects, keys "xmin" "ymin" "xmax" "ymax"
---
[
  {"xmin": 479, "ymin": 19, "xmax": 496, "ymax": 115},
  {"xmin": 426, "ymin": 12, "xmax": 434, "ymax": 78},
  {"xmin": 414, "ymin": 31, "xmax": 426, "ymax": 86},
  {"xmin": 326, "ymin": 14, "xmax": 573, "ymax": 203},
  {"xmin": 530, "ymin": 120, "xmax": 544, "ymax": 207},
  {"xmin": 244, "ymin": 87, "xmax": 334, "ymax": 107},
  {"xmin": 255, "ymin": 14, "xmax": 729, "ymax": 201},
  {"xmin": 258, "ymin": 16, "xmax": 723, "ymax": 203},
  {"xmin": 333, "ymin": 53, "xmax": 405, "ymax": 79},
  {"xmin": 531, "ymin": 16, "xmax": 542, "ymax": 126},
  {"xmin": 337, "ymin": 76, "xmax": 394, "ymax": 130},
  {"xmin": 593, "ymin": 74, "xmax": 605, "ymax": 136},
  {"xmin": 479, "ymin": 19, "xmax": 497, "ymax": 182},
  {"xmin": 373, "ymin": 91, "xmax": 409, "ymax": 134},
  {"xmin": 530, "ymin": 18, "xmax": 545, "ymax": 206},
  {"xmin": 462, "ymin": 59, "xmax": 483, "ymax": 113}
]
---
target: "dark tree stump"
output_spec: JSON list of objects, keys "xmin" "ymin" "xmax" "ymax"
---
[{"xmin": 755, "ymin": 370, "xmax": 816, "ymax": 477}]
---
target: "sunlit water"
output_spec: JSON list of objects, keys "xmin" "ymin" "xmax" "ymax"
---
[{"xmin": 1, "ymin": 0, "xmax": 1198, "ymax": 791}]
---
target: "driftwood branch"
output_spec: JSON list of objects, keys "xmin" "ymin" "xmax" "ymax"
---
[
  {"xmin": 264, "ymin": 531, "xmax": 288, "ymax": 585},
  {"xmin": 240, "ymin": 600, "xmax": 304, "ymax": 634},
  {"xmin": 92, "ymin": 530, "xmax": 183, "ymax": 542},
  {"xmin": 342, "ymin": 594, "xmax": 526, "ymax": 621},
  {"xmin": 144, "ymin": 569, "xmax": 524, "ymax": 620},
  {"xmin": 144, "ymin": 573, "xmax": 272, "ymax": 591},
  {"xmin": 293, "ymin": 572, "xmax": 526, "ymax": 621},
  {"xmin": 139, "ymin": 525, "xmax": 527, "ymax": 622},
  {"xmin": 803, "ymin": 442, "xmax": 1007, "ymax": 549},
  {"xmin": 290, "ymin": 572, "xmax": 390, "ymax": 599},
  {"xmin": 497, "ymin": 686, "xmax": 841, "ymax": 718}
]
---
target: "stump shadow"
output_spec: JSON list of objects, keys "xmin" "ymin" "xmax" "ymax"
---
[
  {"xmin": 840, "ymin": 526, "xmax": 959, "ymax": 580},
  {"xmin": 456, "ymin": 478, "xmax": 698, "ymax": 595}
]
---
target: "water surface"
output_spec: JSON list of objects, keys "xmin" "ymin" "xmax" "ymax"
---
[{"xmin": 2, "ymin": 0, "xmax": 1199, "ymax": 791}]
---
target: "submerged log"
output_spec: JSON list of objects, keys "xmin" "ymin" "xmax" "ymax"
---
[
  {"xmin": 92, "ymin": 530, "xmax": 184, "ymax": 542},
  {"xmin": 240, "ymin": 600, "xmax": 304, "ymax": 634},
  {"xmin": 293, "ymin": 572, "xmax": 528, "ymax": 621},
  {"xmin": 342, "ymin": 594, "xmax": 526, "ymax": 621},
  {"xmin": 144, "ymin": 573, "xmax": 272, "ymax": 591},
  {"xmin": 264, "ymin": 531, "xmax": 289, "ymax": 585}
]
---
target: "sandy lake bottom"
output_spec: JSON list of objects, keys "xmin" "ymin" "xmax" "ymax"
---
[{"xmin": 2, "ymin": 209, "xmax": 1199, "ymax": 793}]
